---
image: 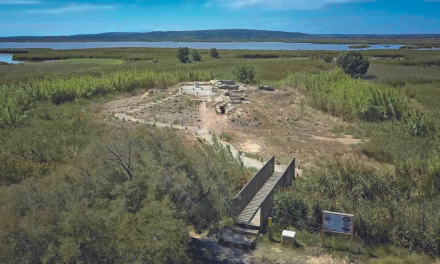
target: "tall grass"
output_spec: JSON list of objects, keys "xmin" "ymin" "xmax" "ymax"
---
[
  {"xmin": 0, "ymin": 69, "xmax": 213, "ymax": 127},
  {"xmin": 365, "ymin": 63, "xmax": 440, "ymax": 87},
  {"xmin": 282, "ymin": 68, "xmax": 409, "ymax": 121},
  {"xmin": 273, "ymin": 158, "xmax": 440, "ymax": 255}
]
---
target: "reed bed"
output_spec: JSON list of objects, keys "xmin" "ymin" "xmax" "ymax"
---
[
  {"xmin": 0, "ymin": 69, "xmax": 213, "ymax": 127},
  {"xmin": 281, "ymin": 68, "xmax": 409, "ymax": 121},
  {"xmin": 365, "ymin": 62, "xmax": 440, "ymax": 86}
]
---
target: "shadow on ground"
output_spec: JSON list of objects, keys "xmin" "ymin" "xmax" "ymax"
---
[{"xmin": 190, "ymin": 236, "xmax": 252, "ymax": 264}]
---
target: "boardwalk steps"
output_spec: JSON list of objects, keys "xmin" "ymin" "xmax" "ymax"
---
[{"xmin": 219, "ymin": 156, "xmax": 296, "ymax": 248}]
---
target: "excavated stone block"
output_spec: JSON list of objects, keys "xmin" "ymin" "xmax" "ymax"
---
[
  {"xmin": 258, "ymin": 85, "xmax": 275, "ymax": 91},
  {"xmin": 219, "ymin": 84, "xmax": 239, "ymax": 90},
  {"xmin": 220, "ymin": 80, "xmax": 236, "ymax": 85}
]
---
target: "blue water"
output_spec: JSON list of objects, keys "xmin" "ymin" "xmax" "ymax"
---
[
  {"xmin": 0, "ymin": 41, "xmax": 427, "ymax": 64},
  {"xmin": 0, "ymin": 54, "xmax": 26, "ymax": 64},
  {"xmin": 0, "ymin": 41, "xmax": 403, "ymax": 51}
]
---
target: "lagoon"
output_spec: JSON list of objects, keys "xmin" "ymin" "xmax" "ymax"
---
[{"xmin": 0, "ymin": 41, "xmax": 403, "ymax": 51}]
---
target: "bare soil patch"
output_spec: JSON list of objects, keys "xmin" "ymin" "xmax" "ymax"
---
[
  {"xmin": 202, "ymin": 89, "xmax": 367, "ymax": 169},
  {"xmin": 134, "ymin": 95, "xmax": 203, "ymax": 126}
]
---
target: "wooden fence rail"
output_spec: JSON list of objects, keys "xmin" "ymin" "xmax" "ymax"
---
[
  {"xmin": 259, "ymin": 158, "xmax": 295, "ymax": 233},
  {"xmin": 233, "ymin": 155, "xmax": 275, "ymax": 216}
]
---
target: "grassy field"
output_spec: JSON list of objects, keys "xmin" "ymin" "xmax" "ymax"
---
[
  {"xmin": 2, "ymin": 46, "xmax": 440, "ymax": 262},
  {"xmin": 2, "ymin": 47, "xmax": 440, "ymax": 87}
]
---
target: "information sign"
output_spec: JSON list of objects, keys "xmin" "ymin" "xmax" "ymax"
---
[{"xmin": 322, "ymin": 211, "xmax": 354, "ymax": 235}]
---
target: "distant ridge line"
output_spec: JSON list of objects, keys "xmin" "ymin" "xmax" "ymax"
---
[{"xmin": 1, "ymin": 29, "xmax": 440, "ymax": 43}]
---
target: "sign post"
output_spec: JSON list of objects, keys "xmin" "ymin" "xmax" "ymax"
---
[{"xmin": 322, "ymin": 211, "xmax": 354, "ymax": 251}]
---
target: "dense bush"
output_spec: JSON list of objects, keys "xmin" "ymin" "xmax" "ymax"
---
[
  {"xmin": 337, "ymin": 50, "xmax": 370, "ymax": 77},
  {"xmin": 282, "ymin": 68, "xmax": 408, "ymax": 121},
  {"xmin": 323, "ymin": 55, "xmax": 333, "ymax": 63},
  {"xmin": 210, "ymin": 48, "xmax": 219, "ymax": 58},
  {"xmin": 191, "ymin": 49, "xmax": 202, "ymax": 61},
  {"xmin": 0, "ymin": 100, "xmax": 102, "ymax": 184},
  {"xmin": 0, "ymin": 127, "xmax": 249, "ymax": 263},
  {"xmin": 232, "ymin": 63, "xmax": 257, "ymax": 84},
  {"xmin": 273, "ymin": 158, "xmax": 440, "ymax": 255},
  {"xmin": 177, "ymin": 47, "xmax": 190, "ymax": 63}
]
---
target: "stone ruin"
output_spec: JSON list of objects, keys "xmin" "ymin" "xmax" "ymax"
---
[
  {"xmin": 211, "ymin": 80, "xmax": 239, "ymax": 90},
  {"xmin": 208, "ymin": 80, "xmax": 276, "ymax": 115},
  {"xmin": 258, "ymin": 85, "xmax": 275, "ymax": 91}
]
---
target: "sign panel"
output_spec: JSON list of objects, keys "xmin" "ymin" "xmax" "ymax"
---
[{"xmin": 322, "ymin": 211, "xmax": 354, "ymax": 235}]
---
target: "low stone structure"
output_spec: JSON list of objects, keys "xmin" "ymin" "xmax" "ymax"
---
[
  {"xmin": 258, "ymin": 85, "xmax": 275, "ymax": 91},
  {"xmin": 220, "ymin": 80, "xmax": 236, "ymax": 85},
  {"xmin": 219, "ymin": 84, "xmax": 239, "ymax": 90}
]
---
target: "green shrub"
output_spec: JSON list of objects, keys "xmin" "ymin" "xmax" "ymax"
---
[
  {"xmin": 191, "ymin": 49, "xmax": 202, "ymax": 62},
  {"xmin": 336, "ymin": 51, "xmax": 370, "ymax": 77},
  {"xmin": 323, "ymin": 55, "xmax": 333, "ymax": 63},
  {"xmin": 232, "ymin": 63, "xmax": 256, "ymax": 84},
  {"xmin": 219, "ymin": 132, "xmax": 231, "ymax": 142},
  {"xmin": 0, "ymin": 84, "xmax": 33, "ymax": 127},
  {"xmin": 0, "ymin": 127, "xmax": 250, "ymax": 263},
  {"xmin": 177, "ymin": 47, "xmax": 190, "ymax": 63},
  {"xmin": 210, "ymin": 47, "xmax": 219, "ymax": 58}
]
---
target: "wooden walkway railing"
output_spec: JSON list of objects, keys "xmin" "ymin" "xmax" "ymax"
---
[
  {"xmin": 233, "ymin": 156, "xmax": 275, "ymax": 216},
  {"xmin": 259, "ymin": 158, "xmax": 295, "ymax": 232}
]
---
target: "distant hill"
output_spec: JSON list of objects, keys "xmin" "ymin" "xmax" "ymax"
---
[{"xmin": 1, "ymin": 29, "xmax": 440, "ymax": 42}]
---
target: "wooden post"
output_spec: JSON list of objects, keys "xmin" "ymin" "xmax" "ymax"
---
[
  {"xmin": 268, "ymin": 217, "xmax": 273, "ymax": 241},
  {"xmin": 350, "ymin": 236, "xmax": 353, "ymax": 252},
  {"xmin": 321, "ymin": 212, "xmax": 324, "ymax": 247}
]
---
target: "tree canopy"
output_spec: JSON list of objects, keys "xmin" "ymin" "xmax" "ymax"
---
[{"xmin": 336, "ymin": 51, "xmax": 370, "ymax": 77}]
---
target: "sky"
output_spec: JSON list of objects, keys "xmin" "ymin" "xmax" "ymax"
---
[{"xmin": 0, "ymin": 0, "xmax": 439, "ymax": 37}]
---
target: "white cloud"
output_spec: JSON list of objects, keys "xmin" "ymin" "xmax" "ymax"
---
[
  {"xmin": 27, "ymin": 3, "xmax": 117, "ymax": 14},
  {"xmin": 0, "ymin": 0, "xmax": 40, "ymax": 4},
  {"xmin": 205, "ymin": 0, "xmax": 372, "ymax": 10}
]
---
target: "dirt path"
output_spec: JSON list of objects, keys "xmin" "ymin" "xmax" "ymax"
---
[{"xmin": 190, "ymin": 233, "xmax": 343, "ymax": 264}]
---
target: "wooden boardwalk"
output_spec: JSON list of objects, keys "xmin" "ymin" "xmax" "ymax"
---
[{"xmin": 235, "ymin": 171, "xmax": 284, "ymax": 228}]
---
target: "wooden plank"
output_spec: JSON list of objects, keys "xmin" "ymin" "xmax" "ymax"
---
[{"xmin": 236, "ymin": 171, "xmax": 284, "ymax": 226}]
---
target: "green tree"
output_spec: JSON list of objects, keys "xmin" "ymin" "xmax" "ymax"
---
[
  {"xmin": 336, "ymin": 51, "xmax": 370, "ymax": 77},
  {"xmin": 177, "ymin": 47, "xmax": 190, "ymax": 63},
  {"xmin": 232, "ymin": 63, "xmax": 256, "ymax": 84},
  {"xmin": 191, "ymin": 49, "xmax": 202, "ymax": 61},
  {"xmin": 210, "ymin": 48, "xmax": 219, "ymax": 58},
  {"xmin": 323, "ymin": 55, "xmax": 333, "ymax": 63}
]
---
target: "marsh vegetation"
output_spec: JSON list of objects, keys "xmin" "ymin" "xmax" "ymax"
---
[{"xmin": 1, "ymin": 46, "xmax": 440, "ymax": 262}]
